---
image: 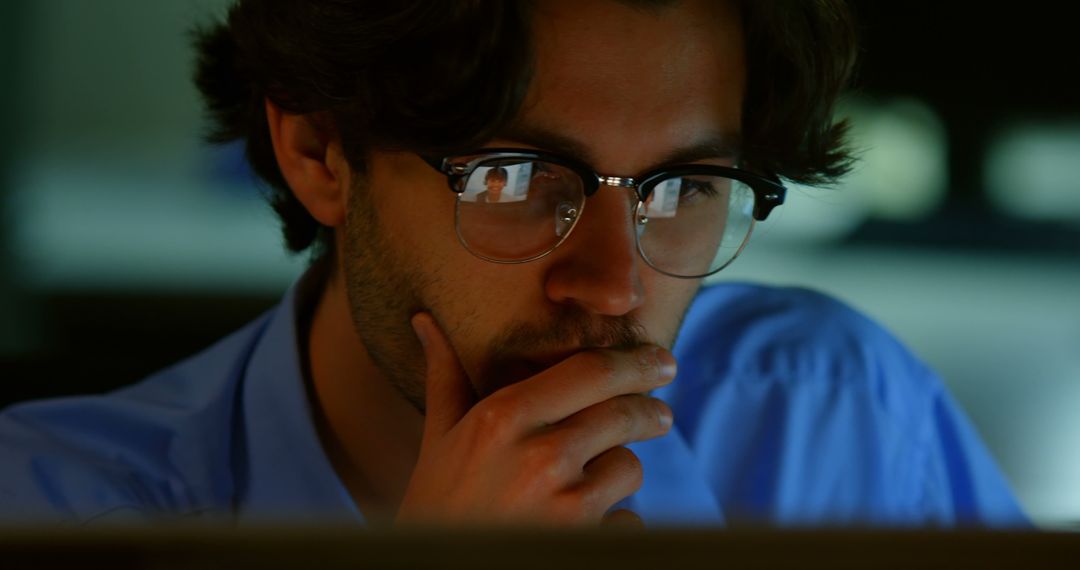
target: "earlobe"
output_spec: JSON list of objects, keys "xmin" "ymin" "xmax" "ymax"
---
[{"xmin": 265, "ymin": 99, "xmax": 348, "ymax": 227}]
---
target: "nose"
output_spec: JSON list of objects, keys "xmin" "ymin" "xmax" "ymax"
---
[{"xmin": 543, "ymin": 186, "xmax": 646, "ymax": 316}]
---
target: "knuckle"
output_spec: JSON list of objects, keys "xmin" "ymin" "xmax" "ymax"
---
[
  {"xmin": 635, "ymin": 346, "xmax": 660, "ymax": 378},
  {"xmin": 472, "ymin": 395, "xmax": 526, "ymax": 432},
  {"xmin": 522, "ymin": 436, "xmax": 570, "ymax": 483},
  {"xmin": 579, "ymin": 350, "xmax": 618, "ymax": 383},
  {"xmin": 572, "ymin": 486, "xmax": 604, "ymax": 521},
  {"xmin": 608, "ymin": 396, "xmax": 637, "ymax": 435}
]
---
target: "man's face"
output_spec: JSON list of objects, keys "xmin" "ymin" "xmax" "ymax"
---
[
  {"xmin": 484, "ymin": 176, "xmax": 506, "ymax": 198},
  {"xmin": 340, "ymin": 0, "xmax": 745, "ymax": 408}
]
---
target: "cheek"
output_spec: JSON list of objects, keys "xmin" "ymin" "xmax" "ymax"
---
[
  {"xmin": 639, "ymin": 271, "xmax": 701, "ymax": 347},
  {"xmin": 438, "ymin": 265, "xmax": 553, "ymax": 389},
  {"xmin": 440, "ymin": 264, "xmax": 544, "ymax": 338},
  {"xmin": 365, "ymin": 153, "xmax": 462, "ymax": 264}
]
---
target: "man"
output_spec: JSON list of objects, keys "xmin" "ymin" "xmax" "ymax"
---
[
  {"xmin": 0, "ymin": 0, "xmax": 1026, "ymax": 527},
  {"xmin": 475, "ymin": 166, "xmax": 508, "ymax": 204}
]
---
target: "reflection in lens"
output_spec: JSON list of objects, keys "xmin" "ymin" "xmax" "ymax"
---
[
  {"xmin": 637, "ymin": 176, "xmax": 755, "ymax": 277},
  {"xmin": 645, "ymin": 179, "xmax": 681, "ymax": 218},
  {"xmin": 456, "ymin": 159, "xmax": 585, "ymax": 261},
  {"xmin": 555, "ymin": 201, "xmax": 579, "ymax": 237}
]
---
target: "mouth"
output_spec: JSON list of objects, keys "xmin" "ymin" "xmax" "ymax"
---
[
  {"xmin": 524, "ymin": 350, "xmax": 583, "ymax": 370},
  {"xmin": 481, "ymin": 349, "xmax": 590, "ymax": 396}
]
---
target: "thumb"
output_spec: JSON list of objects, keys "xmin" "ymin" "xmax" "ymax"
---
[{"xmin": 411, "ymin": 312, "xmax": 475, "ymax": 438}]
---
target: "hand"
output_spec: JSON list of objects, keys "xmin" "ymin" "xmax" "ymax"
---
[{"xmin": 395, "ymin": 312, "xmax": 676, "ymax": 526}]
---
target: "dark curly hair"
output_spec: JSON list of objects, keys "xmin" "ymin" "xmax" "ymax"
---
[{"xmin": 193, "ymin": 0, "xmax": 857, "ymax": 261}]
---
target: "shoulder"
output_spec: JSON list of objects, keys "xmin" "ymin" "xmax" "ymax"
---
[
  {"xmin": 666, "ymin": 282, "xmax": 1019, "ymax": 525},
  {"xmin": 668, "ymin": 283, "xmax": 1028, "ymax": 526},
  {"xmin": 680, "ymin": 282, "xmax": 911, "ymax": 370},
  {"xmin": 671, "ymin": 282, "xmax": 937, "ymax": 451},
  {"xmin": 0, "ymin": 310, "xmax": 274, "ymax": 523},
  {"xmin": 673, "ymin": 282, "xmax": 935, "ymax": 407}
]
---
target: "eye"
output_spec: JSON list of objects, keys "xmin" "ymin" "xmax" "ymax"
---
[
  {"xmin": 679, "ymin": 178, "xmax": 719, "ymax": 203},
  {"xmin": 531, "ymin": 162, "xmax": 563, "ymax": 181}
]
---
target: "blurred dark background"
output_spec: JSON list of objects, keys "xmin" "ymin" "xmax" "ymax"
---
[{"xmin": 0, "ymin": 1, "xmax": 1077, "ymax": 527}]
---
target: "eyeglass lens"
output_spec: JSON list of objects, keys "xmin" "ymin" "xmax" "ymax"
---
[
  {"xmin": 455, "ymin": 157, "xmax": 756, "ymax": 277},
  {"xmin": 636, "ymin": 175, "xmax": 756, "ymax": 277}
]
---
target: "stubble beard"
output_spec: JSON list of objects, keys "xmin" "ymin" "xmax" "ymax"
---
[{"xmin": 342, "ymin": 183, "xmax": 434, "ymax": 413}]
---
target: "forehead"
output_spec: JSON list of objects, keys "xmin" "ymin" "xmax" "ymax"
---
[{"xmin": 512, "ymin": 0, "xmax": 746, "ymax": 172}]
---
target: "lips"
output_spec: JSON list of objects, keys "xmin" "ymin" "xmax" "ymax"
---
[
  {"xmin": 480, "ymin": 350, "xmax": 585, "ymax": 397},
  {"xmin": 481, "ymin": 359, "xmax": 541, "ymax": 397},
  {"xmin": 524, "ymin": 349, "xmax": 591, "ymax": 371}
]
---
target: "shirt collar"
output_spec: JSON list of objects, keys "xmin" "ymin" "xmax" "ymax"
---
[{"xmin": 234, "ymin": 263, "xmax": 363, "ymax": 524}]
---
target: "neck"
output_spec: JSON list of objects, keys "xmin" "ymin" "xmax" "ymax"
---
[{"xmin": 301, "ymin": 260, "xmax": 424, "ymax": 525}]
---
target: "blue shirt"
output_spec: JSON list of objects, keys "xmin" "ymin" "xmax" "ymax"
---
[{"xmin": 0, "ymin": 272, "xmax": 1027, "ymax": 526}]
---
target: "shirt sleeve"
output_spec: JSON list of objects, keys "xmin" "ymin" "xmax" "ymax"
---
[
  {"xmin": 0, "ymin": 350, "xmax": 246, "ymax": 524},
  {"xmin": 0, "ymin": 399, "xmax": 157, "ymax": 524},
  {"xmin": 915, "ymin": 383, "xmax": 1030, "ymax": 527}
]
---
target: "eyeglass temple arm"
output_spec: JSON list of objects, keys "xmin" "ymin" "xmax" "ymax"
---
[
  {"xmin": 419, "ymin": 155, "xmax": 471, "ymax": 193},
  {"xmin": 419, "ymin": 155, "xmax": 447, "ymax": 172}
]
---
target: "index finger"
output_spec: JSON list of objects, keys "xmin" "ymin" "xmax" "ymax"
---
[{"xmin": 492, "ymin": 345, "xmax": 677, "ymax": 426}]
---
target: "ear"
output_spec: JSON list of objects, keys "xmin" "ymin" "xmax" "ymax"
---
[{"xmin": 265, "ymin": 99, "xmax": 349, "ymax": 227}]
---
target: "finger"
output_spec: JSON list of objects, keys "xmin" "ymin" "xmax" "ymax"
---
[
  {"xmin": 602, "ymin": 509, "xmax": 645, "ymax": 528},
  {"xmin": 411, "ymin": 312, "xmax": 476, "ymax": 438},
  {"xmin": 551, "ymin": 394, "xmax": 672, "ymax": 466},
  {"xmin": 499, "ymin": 345, "xmax": 677, "ymax": 426},
  {"xmin": 573, "ymin": 446, "xmax": 644, "ymax": 520}
]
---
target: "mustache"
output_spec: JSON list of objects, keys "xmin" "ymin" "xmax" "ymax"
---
[
  {"xmin": 488, "ymin": 305, "xmax": 651, "ymax": 359},
  {"xmin": 467, "ymin": 306, "xmax": 656, "ymax": 399}
]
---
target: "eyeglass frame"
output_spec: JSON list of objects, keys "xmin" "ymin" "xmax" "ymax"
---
[{"xmin": 419, "ymin": 147, "xmax": 787, "ymax": 278}]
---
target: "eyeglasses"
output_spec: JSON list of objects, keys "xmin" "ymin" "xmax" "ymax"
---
[{"xmin": 421, "ymin": 148, "xmax": 786, "ymax": 279}]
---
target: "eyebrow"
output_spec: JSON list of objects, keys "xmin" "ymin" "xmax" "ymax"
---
[{"xmin": 496, "ymin": 123, "xmax": 743, "ymax": 173}]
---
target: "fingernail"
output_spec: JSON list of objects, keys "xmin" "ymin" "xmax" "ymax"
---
[
  {"xmin": 659, "ymin": 405, "xmax": 674, "ymax": 429},
  {"xmin": 655, "ymin": 348, "xmax": 677, "ymax": 380}
]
